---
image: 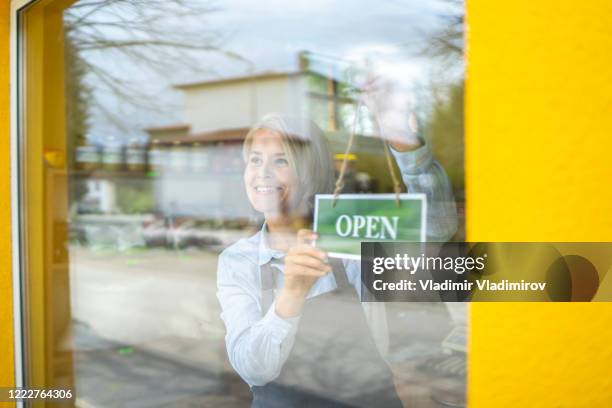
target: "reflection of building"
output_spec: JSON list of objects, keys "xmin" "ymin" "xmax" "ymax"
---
[
  {"xmin": 145, "ymin": 62, "xmax": 341, "ymax": 218},
  {"xmin": 143, "ymin": 53, "xmax": 393, "ymax": 218},
  {"xmin": 145, "ymin": 125, "xmax": 249, "ymax": 218},
  {"xmin": 145, "ymin": 70, "xmax": 319, "ymax": 218},
  {"xmin": 75, "ymin": 52, "xmax": 396, "ymax": 218}
]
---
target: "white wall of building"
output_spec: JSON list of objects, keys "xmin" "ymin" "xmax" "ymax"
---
[{"xmin": 183, "ymin": 75, "xmax": 307, "ymax": 133}]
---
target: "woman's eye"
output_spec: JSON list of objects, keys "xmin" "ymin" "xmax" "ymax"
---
[
  {"xmin": 275, "ymin": 157, "xmax": 289, "ymax": 166},
  {"xmin": 249, "ymin": 156, "xmax": 262, "ymax": 165}
]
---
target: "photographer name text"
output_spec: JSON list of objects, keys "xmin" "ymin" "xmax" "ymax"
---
[{"xmin": 372, "ymin": 279, "xmax": 547, "ymax": 292}]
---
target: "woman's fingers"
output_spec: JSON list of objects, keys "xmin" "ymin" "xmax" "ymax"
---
[
  {"xmin": 286, "ymin": 254, "xmax": 331, "ymax": 272},
  {"xmin": 284, "ymin": 229, "xmax": 330, "ymax": 280}
]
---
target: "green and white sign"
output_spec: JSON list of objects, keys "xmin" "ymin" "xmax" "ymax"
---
[{"xmin": 313, "ymin": 193, "xmax": 427, "ymax": 259}]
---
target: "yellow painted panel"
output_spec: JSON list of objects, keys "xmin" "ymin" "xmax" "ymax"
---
[
  {"xmin": 22, "ymin": 0, "xmax": 75, "ymax": 396},
  {"xmin": 467, "ymin": 0, "xmax": 612, "ymax": 406},
  {"xmin": 0, "ymin": 0, "xmax": 15, "ymax": 405}
]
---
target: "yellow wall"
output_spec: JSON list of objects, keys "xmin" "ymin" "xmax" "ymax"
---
[
  {"xmin": 0, "ymin": 0, "xmax": 15, "ymax": 403},
  {"xmin": 1, "ymin": 0, "xmax": 611, "ymax": 406},
  {"xmin": 467, "ymin": 0, "xmax": 612, "ymax": 406}
]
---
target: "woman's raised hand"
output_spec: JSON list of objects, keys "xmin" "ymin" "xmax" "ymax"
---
[
  {"xmin": 360, "ymin": 67, "xmax": 422, "ymax": 152},
  {"xmin": 275, "ymin": 229, "xmax": 331, "ymax": 318}
]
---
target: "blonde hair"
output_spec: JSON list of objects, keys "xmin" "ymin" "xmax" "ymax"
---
[{"xmin": 243, "ymin": 113, "xmax": 334, "ymax": 210}]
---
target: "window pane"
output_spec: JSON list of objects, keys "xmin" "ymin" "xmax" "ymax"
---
[{"xmin": 22, "ymin": 0, "xmax": 466, "ymax": 406}]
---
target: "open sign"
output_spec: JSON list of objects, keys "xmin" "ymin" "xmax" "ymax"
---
[{"xmin": 313, "ymin": 193, "xmax": 427, "ymax": 259}]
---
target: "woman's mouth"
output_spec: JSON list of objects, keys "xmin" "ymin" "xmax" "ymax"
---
[{"xmin": 254, "ymin": 185, "xmax": 283, "ymax": 194}]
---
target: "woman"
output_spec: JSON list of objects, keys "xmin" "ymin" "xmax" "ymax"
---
[{"xmin": 217, "ymin": 112, "xmax": 457, "ymax": 407}]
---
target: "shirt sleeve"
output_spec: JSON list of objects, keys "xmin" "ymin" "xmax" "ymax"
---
[
  {"xmin": 391, "ymin": 139, "xmax": 459, "ymax": 242},
  {"xmin": 216, "ymin": 253, "xmax": 299, "ymax": 387}
]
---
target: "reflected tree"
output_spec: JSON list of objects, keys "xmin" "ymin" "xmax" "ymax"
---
[
  {"xmin": 63, "ymin": 0, "xmax": 246, "ymax": 206},
  {"xmin": 421, "ymin": 0, "xmax": 465, "ymax": 198},
  {"xmin": 424, "ymin": 0, "xmax": 464, "ymax": 65},
  {"xmin": 64, "ymin": 0, "xmax": 246, "ymax": 146}
]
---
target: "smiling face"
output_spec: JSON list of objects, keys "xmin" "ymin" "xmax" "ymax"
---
[{"xmin": 244, "ymin": 129, "xmax": 301, "ymax": 217}]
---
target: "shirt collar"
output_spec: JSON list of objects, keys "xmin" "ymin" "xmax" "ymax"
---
[{"xmin": 257, "ymin": 222, "xmax": 286, "ymax": 266}]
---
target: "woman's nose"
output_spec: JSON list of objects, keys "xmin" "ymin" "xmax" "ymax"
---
[{"xmin": 257, "ymin": 159, "xmax": 273, "ymax": 178}]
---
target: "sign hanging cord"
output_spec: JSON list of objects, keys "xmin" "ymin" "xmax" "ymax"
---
[{"xmin": 332, "ymin": 94, "xmax": 403, "ymax": 208}]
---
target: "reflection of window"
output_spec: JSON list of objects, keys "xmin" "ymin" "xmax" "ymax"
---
[
  {"xmin": 305, "ymin": 73, "xmax": 376, "ymax": 137},
  {"xmin": 306, "ymin": 74, "xmax": 359, "ymax": 132}
]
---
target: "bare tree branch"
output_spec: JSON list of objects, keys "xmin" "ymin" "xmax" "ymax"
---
[{"xmin": 65, "ymin": 0, "xmax": 247, "ymax": 143}]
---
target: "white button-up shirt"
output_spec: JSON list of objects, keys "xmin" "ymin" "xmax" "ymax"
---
[
  {"xmin": 216, "ymin": 142, "xmax": 458, "ymax": 387},
  {"xmin": 217, "ymin": 224, "xmax": 390, "ymax": 387}
]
